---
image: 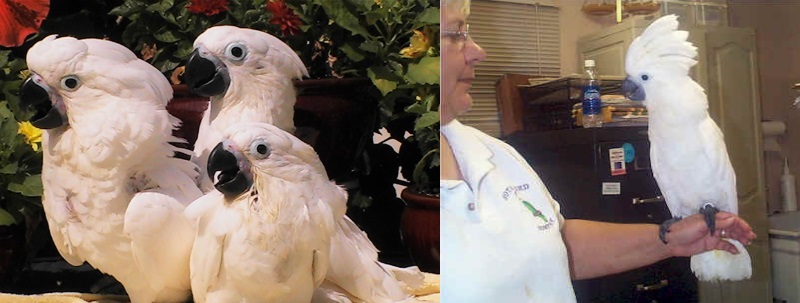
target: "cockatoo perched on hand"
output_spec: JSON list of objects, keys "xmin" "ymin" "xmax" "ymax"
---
[
  {"xmin": 184, "ymin": 122, "xmax": 336, "ymax": 303},
  {"xmin": 621, "ymin": 14, "xmax": 751, "ymax": 281},
  {"xmin": 187, "ymin": 123, "xmax": 421, "ymax": 303},
  {"xmin": 19, "ymin": 36, "xmax": 203, "ymax": 302},
  {"xmin": 183, "ymin": 25, "xmax": 308, "ymax": 191}
]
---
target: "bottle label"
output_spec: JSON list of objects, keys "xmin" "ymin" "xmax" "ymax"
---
[{"xmin": 582, "ymin": 85, "xmax": 601, "ymax": 115}]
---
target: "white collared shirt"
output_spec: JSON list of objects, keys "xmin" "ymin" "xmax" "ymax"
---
[{"xmin": 440, "ymin": 120, "xmax": 576, "ymax": 303}]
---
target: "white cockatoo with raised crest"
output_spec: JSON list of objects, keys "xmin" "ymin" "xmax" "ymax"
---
[
  {"xmin": 621, "ymin": 14, "xmax": 751, "ymax": 281},
  {"xmin": 19, "ymin": 35, "xmax": 202, "ymax": 302}
]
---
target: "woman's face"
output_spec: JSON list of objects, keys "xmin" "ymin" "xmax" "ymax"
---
[{"xmin": 440, "ymin": 0, "xmax": 486, "ymax": 125}]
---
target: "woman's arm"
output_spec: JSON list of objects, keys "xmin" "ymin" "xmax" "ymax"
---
[{"xmin": 562, "ymin": 212, "xmax": 755, "ymax": 280}]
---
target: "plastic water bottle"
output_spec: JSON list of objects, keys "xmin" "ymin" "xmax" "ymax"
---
[{"xmin": 581, "ymin": 59, "xmax": 603, "ymax": 128}]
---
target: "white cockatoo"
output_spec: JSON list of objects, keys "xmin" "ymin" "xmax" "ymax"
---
[
  {"xmin": 621, "ymin": 14, "xmax": 751, "ymax": 281},
  {"xmin": 183, "ymin": 25, "xmax": 308, "ymax": 191},
  {"xmin": 19, "ymin": 36, "xmax": 203, "ymax": 302},
  {"xmin": 186, "ymin": 122, "xmax": 422, "ymax": 303},
  {"xmin": 184, "ymin": 122, "xmax": 336, "ymax": 303}
]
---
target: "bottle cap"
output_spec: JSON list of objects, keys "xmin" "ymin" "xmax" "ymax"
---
[{"xmin": 585, "ymin": 60, "xmax": 595, "ymax": 68}]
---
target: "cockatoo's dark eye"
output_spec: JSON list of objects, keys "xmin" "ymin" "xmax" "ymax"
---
[
  {"xmin": 60, "ymin": 75, "xmax": 80, "ymax": 91},
  {"xmin": 641, "ymin": 74, "xmax": 650, "ymax": 81},
  {"xmin": 249, "ymin": 139, "xmax": 270, "ymax": 158},
  {"xmin": 225, "ymin": 43, "xmax": 248, "ymax": 61}
]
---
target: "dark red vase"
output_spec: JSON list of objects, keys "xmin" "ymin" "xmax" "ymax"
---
[
  {"xmin": 166, "ymin": 85, "xmax": 209, "ymax": 150},
  {"xmin": 400, "ymin": 187, "xmax": 440, "ymax": 274}
]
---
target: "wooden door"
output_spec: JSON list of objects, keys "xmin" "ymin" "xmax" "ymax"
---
[{"xmin": 697, "ymin": 27, "xmax": 772, "ymax": 303}]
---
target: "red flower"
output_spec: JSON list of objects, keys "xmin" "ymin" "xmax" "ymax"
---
[
  {"xmin": 0, "ymin": 0, "xmax": 49, "ymax": 47},
  {"xmin": 267, "ymin": 0, "xmax": 302, "ymax": 37},
  {"xmin": 186, "ymin": 0, "xmax": 228, "ymax": 17}
]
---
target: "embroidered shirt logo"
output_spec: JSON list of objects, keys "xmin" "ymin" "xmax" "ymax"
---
[
  {"xmin": 503, "ymin": 184, "xmax": 555, "ymax": 230},
  {"xmin": 520, "ymin": 199, "xmax": 548, "ymax": 223}
]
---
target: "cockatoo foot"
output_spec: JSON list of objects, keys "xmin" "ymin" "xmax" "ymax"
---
[{"xmin": 699, "ymin": 203, "xmax": 719, "ymax": 235}]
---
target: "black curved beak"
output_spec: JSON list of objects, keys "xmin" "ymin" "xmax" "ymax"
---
[
  {"xmin": 621, "ymin": 77, "xmax": 646, "ymax": 101},
  {"xmin": 19, "ymin": 77, "xmax": 66, "ymax": 129},
  {"xmin": 208, "ymin": 142, "xmax": 251, "ymax": 198},
  {"xmin": 184, "ymin": 48, "xmax": 230, "ymax": 97}
]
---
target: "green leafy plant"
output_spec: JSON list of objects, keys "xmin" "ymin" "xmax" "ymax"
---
[
  {"xmin": 288, "ymin": 0, "xmax": 440, "ymax": 199},
  {"xmin": 110, "ymin": 0, "xmax": 276, "ymax": 74},
  {"xmin": 110, "ymin": 0, "xmax": 440, "ymax": 206},
  {"xmin": 0, "ymin": 51, "xmax": 43, "ymax": 227}
]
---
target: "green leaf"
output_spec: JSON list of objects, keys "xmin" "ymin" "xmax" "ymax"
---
[
  {"xmin": 109, "ymin": 1, "xmax": 148, "ymax": 18},
  {"xmin": 363, "ymin": 11, "xmax": 382, "ymax": 27},
  {"xmin": 0, "ymin": 101, "xmax": 13, "ymax": 119},
  {"xmin": 0, "ymin": 163, "xmax": 18, "ymax": 174},
  {"xmin": 368, "ymin": 67, "xmax": 401, "ymax": 96},
  {"xmin": 339, "ymin": 42, "xmax": 365, "ymax": 62},
  {"xmin": 416, "ymin": 7, "xmax": 439, "ymax": 24},
  {"xmin": 146, "ymin": 0, "xmax": 175, "ymax": 14},
  {"xmin": 388, "ymin": 60, "xmax": 404, "ymax": 78},
  {"xmin": 0, "ymin": 117, "xmax": 19, "ymax": 146},
  {"xmin": 421, "ymin": 93, "xmax": 437, "ymax": 111},
  {"xmin": 359, "ymin": 40, "xmax": 383, "ymax": 55},
  {"xmin": 0, "ymin": 208, "xmax": 19, "ymax": 226},
  {"xmin": 318, "ymin": 1, "xmax": 371, "ymax": 38},
  {"xmin": 154, "ymin": 29, "xmax": 182, "ymax": 43},
  {"xmin": 174, "ymin": 40, "xmax": 195, "ymax": 59},
  {"xmin": 157, "ymin": 61, "xmax": 180, "ymax": 73},
  {"xmin": 344, "ymin": 0, "xmax": 374, "ymax": 12},
  {"xmin": 244, "ymin": 9, "xmax": 265, "ymax": 23},
  {"xmin": 414, "ymin": 111, "xmax": 439, "ymax": 130},
  {"xmin": 406, "ymin": 56, "xmax": 439, "ymax": 84},
  {"xmin": 370, "ymin": 77, "xmax": 397, "ymax": 97},
  {"xmin": 7, "ymin": 174, "xmax": 42, "ymax": 197},
  {"xmin": 412, "ymin": 148, "xmax": 438, "ymax": 185},
  {"xmin": 405, "ymin": 101, "xmax": 426, "ymax": 115},
  {"xmin": 161, "ymin": 11, "xmax": 180, "ymax": 27},
  {"xmin": 0, "ymin": 51, "xmax": 9, "ymax": 69}
]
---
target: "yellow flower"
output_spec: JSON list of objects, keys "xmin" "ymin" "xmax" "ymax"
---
[
  {"xmin": 19, "ymin": 69, "xmax": 31, "ymax": 80},
  {"xmin": 400, "ymin": 27, "xmax": 433, "ymax": 59},
  {"xmin": 18, "ymin": 121, "xmax": 42, "ymax": 151}
]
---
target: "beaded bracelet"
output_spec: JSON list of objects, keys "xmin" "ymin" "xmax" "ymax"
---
[{"xmin": 659, "ymin": 217, "xmax": 682, "ymax": 244}]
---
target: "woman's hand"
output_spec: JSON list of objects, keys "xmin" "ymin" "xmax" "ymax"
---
[{"xmin": 664, "ymin": 212, "xmax": 757, "ymax": 257}]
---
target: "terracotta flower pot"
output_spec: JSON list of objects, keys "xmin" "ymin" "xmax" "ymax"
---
[
  {"xmin": 399, "ymin": 187, "xmax": 440, "ymax": 274},
  {"xmin": 166, "ymin": 84, "xmax": 209, "ymax": 150}
]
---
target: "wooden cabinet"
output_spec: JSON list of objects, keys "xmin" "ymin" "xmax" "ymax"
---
[
  {"xmin": 577, "ymin": 18, "xmax": 770, "ymax": 303},
  {"xmin": 505, "ymin": 127, "xmax": 697, "ymax": 303}
]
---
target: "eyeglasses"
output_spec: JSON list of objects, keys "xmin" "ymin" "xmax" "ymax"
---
[{"xmin": 441, "ymin": 24, "xmax": 470, "ymax": 42}]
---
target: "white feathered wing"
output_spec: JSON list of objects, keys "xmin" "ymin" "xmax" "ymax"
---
[{"xmin": 25, "ymin": 36, "xmax": 202, "ymax": 302}]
